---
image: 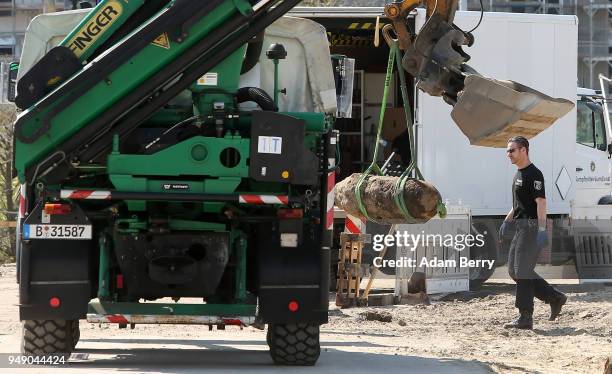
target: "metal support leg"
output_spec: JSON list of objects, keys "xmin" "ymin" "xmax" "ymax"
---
[
  {"xmin": 273, "ymin": 59, "xmax": 280, "ymax": 105},
  {"xmin": 98, "ymin": 235, "xmax": 110, "ymax": 300},
  {"xmin": 234, "ymin": 233, "xmax": 247, "ymax": 302}
]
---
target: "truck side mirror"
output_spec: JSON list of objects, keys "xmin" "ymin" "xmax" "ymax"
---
[
  {"xmin": 607, "ymin": 143, "xmax": 612, "ymax": 159},
  {"xmin": 7, "ymin": 62, "xmax": 18, "ymax": 103}
]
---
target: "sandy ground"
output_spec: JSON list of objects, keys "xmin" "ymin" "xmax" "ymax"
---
[{"xmin": 0, "ymin": 263, "xmax": 611, "ymax": 373}]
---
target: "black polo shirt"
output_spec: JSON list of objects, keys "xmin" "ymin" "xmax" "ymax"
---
[{"xmin": 512, "ymin": 163, "xmax": 545, "ymax": 219}]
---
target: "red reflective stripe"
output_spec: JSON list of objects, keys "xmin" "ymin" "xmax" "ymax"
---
[
  {"xmin": 326, "ymin": 171, "xmax": 335, "ymax": 229},
  {"xmin": 69, "ymin": 190, "xmax": 94, "ymax": 199},
  {"xmin": 345, "ymin": 217, "xmax": 360, "ymax": 234},
  {"xmin": 240, "ymin": 195, "xmax": 288, "ymax": 205},
  {"xmin": 240, "ymin": 195, "xmax": 264, "ymax": 204},
  {"xmin": 327, "ymin": 172, "xmax": 335, "ymax": 194},
  {"xmin": 326, "ymin": 210, "xmax": 334, "ymax": 230},
  {"xmin": 19, "ymin": 195, "xmax": 25, "ymax": 216},
  {"xmin": 107, "ymin": 315, "xmax": 129, "ymax": 324},
  {"xmin": 221, "ymin": 318, "xmax": 242, "ymax": 326}
]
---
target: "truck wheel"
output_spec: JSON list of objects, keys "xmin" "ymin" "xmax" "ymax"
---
[
  {"xmin": 469, "ymin": 221, "xmax": 499, "ymax": 290},
  {"xmin": 267, "ymin": 323, "xmax": 320, "ymax": 366},
  {"xmin": 21, "ymin": 320, "xmax": 76, "ymax": 355},
  {"xmin": 15, "ymin": 239, "xmax": 21, "ymax": 283},
  {"xmin": 71, "ymin": 320, "xmax": 80, "ymax": 349},
  {"xmin": 266, "ymin": 325, "xmax": 272, "ymax": 347}
]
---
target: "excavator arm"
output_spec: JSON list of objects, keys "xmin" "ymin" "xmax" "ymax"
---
[
  {"xmin": 385, "ymin": 0, "xmax": 459, "ymax": 51},
  {"xmin": 383, "ymin": 0, "xmax": 574, "ymax": 147},
  {"xmin": 384, "ymin": 0, "xmax": 466, "ymax": 104}
]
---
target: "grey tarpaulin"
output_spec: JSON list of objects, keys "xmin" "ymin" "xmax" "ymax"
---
[{"xmin": 16, "ymin": 10, "xmax": 337, "ymax": 114}]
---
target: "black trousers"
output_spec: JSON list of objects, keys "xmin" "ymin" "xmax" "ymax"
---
[{"xmin": 507, "ymin": 224, "xmax": 562, "ymax": 311}]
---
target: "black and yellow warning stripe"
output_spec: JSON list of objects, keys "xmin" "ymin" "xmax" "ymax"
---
[
  {"xmin": 346, "ymin": 22, "xmax": 381, "ymax": 30},
  {"xmin": 322, "ymin": 20, "xmax": 390, "ymax": 47},
  {"xmin": 329, "ymin": 35, "xmax": 373, "ymax": 46}
]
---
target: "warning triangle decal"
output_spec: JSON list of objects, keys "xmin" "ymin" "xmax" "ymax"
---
[{"xmin": 152, "ymin": 33, "xmax": 170, "ymax": 49}]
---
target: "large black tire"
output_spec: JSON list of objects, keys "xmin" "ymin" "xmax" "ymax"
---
[
  {"xmin": 71, "ymin": 320, "xmax": 80, "ymax": 350},
  {"xmin": 267, "ymin": 323, "xmax": 320, "ymax": 366},
  {"xmin": 21, "ymin": 320, "xmax": 77, "ymax": 355}
]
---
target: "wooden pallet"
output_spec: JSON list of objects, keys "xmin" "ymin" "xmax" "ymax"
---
[{"xmin": 335, "ymin": 233, "xmax": 366, "ymax": 308}]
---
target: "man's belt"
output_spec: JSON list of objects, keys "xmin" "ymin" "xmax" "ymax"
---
[{"xmin": 514, "ymin": 219, "xmax": 538, "ymax": 229}]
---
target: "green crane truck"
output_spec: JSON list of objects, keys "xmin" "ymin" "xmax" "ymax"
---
[
  {"xmin": 13, "ymin": 0, "xmax": 335, "ymax": 365},
  {"xmin": 11, "ymin": 0, "xmax": 574, "ymax": 366}
]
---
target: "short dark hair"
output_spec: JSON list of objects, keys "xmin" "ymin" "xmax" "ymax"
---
[{"xmin": 508, "ymin": 136, "xmax": 529, "ymax": 153}]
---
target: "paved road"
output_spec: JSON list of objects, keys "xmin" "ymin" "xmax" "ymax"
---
[
  {"xmin": 1, "ymin": 332, "xmax": 492, "ymax": 373},
  {"xmin": 0, "ymin": 264, "xmax": 492, "ymax": 373}
]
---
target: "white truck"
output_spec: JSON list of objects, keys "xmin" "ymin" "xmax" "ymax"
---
[{"xmin": 290, "ymin": 7, "xmax": 612, "ymax": 287}]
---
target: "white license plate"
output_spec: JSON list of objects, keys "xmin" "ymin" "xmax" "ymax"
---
[{"xmin": 23, "ymin": 224, "xmax": 92, "ymax": 240}]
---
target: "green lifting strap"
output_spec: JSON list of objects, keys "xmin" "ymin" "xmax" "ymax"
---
[
  {"xmin": 354, "ymin": 40, "xmax": 447, "ymax": 221},
  {"xmin": 354, "ymin": 40, "xmax": 397, "ymax": 221},
  {"xmin": 393, "ymin": 44, "xmax": 420, "ymax": 221},
  {"xmin": 392, "ymin": 45, "xmax": 447, "ymax": 220}
]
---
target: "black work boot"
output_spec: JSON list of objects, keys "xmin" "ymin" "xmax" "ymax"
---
[
  {"xmin": 549, "ymin": 293, "xmax": 567, "ymax": 321},
  {"xmin": 504, "ymin": 309, "xmax": 533, "ymax": 330}
]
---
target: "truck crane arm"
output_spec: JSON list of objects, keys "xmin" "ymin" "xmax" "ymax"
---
[
  {"xmin": 384, "ymin": 0, "xmax": 467, "ymax": 105},
  {"xmin": 13, "ymin": 0, "xmax": 304, "ymax": 184}
]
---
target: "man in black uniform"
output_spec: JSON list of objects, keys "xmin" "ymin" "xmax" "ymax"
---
[{"xmin": 499, "ymin": 136, "xmax": 567, "ymax": 329}]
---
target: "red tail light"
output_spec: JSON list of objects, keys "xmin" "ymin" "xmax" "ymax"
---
[
  {"xmin": 116, "ymin": 274, "xmax": 124, "ymax": 289},
  {"xmin": 277, "ymin": 209, "xmax": 303, "ymax": 219},
  {"xmin": 44, "ymin": 203, "xmax": 71, "ymax": 215},
  {"xmin": 49, "ymin": 297, "xmax": 61, "ymax": 308},
  {"xmin": 288, "ymin": 300, "xmax": 299, "ymax": 312}
]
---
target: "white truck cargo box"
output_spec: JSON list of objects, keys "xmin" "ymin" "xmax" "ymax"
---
[{"xmin": 417, "ymin": 11, "xmax": 578, "ymax": 216}]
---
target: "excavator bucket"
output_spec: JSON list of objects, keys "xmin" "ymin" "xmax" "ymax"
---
[{"xmin": 451, "ymin": 75, "xmax": 575, "ymax": 147}]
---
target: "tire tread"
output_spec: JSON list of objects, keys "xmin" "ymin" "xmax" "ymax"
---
[
  {"xmin": 21, "ymin": 320, "xmax": 76, "ymax": 355},
  {"xmin": 267, "ymin": 323, "xmax": 320, "ymax": 366}
]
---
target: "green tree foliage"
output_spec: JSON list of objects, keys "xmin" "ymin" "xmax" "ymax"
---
[{"xmin": 0, "ymin": 103, "xmax": 17, "ymax": 262}]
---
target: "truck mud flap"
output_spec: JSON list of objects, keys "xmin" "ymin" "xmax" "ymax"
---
[
  {"xmin": 19, "ymin": 202, "xmax": 94, "ymax": 320},
  {"xmin": 258, "ymin": 249, "xmax": 328, "ymax": 325},
  {"xmin": 451, "ymin": 75, "xmax": 574, "ymax": 147}
]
